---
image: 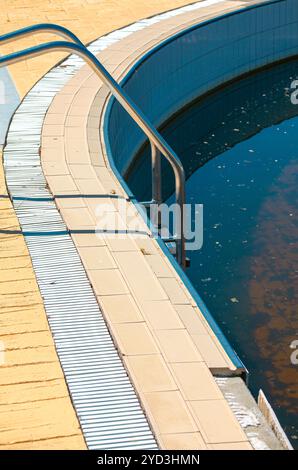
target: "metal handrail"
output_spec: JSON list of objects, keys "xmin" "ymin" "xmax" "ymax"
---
[
  {"xmin": 0, "ymin": 23, "xmax": 84, "ymax": 47},
  {"xmin": 0, "ymin": 25, "xmax": 186, "ymax": 268}
]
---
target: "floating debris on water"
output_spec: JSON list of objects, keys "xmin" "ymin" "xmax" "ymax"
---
[{"xmin": 201, "ymin": 277, "xmax": 212, "ymax": 283}]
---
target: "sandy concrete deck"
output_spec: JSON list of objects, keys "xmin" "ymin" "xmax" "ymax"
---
[
  {"xmin": 0, "ymin": 150, "xmax": 86, "ymax": 449},
  {"xmin": 40, "ymin": 0, "xmax": 252, "ymax": 449},
  {"xmin": 0, "ymin": 0, "xmax": 203, "ymax": 98}
]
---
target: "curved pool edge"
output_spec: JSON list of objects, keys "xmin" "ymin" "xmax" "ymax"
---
[{"xmin": 103, "ymin": 0, "xmax": 298, "ymax": 375}]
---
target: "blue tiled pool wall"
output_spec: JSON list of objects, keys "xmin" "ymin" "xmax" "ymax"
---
[{"xmin": 106, "ymin": 0, "xmax": 298, "ymax": 176}]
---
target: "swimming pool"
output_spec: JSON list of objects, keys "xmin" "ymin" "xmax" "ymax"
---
[{"xmin": 127, "ymin": 58, "xmax": 298, "ymax": 447}]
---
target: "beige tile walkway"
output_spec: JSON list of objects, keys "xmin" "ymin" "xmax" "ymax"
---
[{"xmin": 40, "ymin": 0, "xmax": 252, "ymax": 449}]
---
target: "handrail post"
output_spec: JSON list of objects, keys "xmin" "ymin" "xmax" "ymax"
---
[
  {"xmin": 150, "ymin": 141, "xmax": 162, "ymax": 205},
  {"xmin": 174, "ymin": 169, "xmax": 186, "ymax": 269},
  {"xmin": 150, "ymin": 141, "xmax": 162, "ymax": 230}
]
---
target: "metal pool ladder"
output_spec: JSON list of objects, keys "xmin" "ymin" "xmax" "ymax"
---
[{"xmin": 0, "ymin": 23, "xmax": 187, "ymax": 268}]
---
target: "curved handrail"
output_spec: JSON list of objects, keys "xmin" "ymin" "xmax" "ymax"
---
[
  {"xmin": 0, "ymin": 23, "xmax": 84, "ymax": 47},
  {"xmin": 0, "ymin": 32, "xmax": 186, "ymax": 268}
]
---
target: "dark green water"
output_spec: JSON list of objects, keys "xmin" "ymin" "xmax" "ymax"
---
[{"xmin": 127, "ymin": 59, "xmax": 298, "ymax": 447}]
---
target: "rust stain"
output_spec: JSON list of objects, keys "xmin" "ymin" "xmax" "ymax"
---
[{"xmin": 249, "ymin": 160, "xmax": 298, "ymax": 417}]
